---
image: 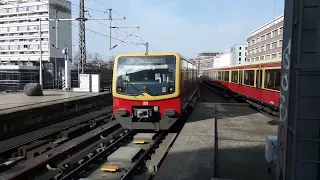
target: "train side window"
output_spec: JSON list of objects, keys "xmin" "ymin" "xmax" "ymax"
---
[
  {"xmin": 224, "ymin": 71, "xmax": 229, "ymax": 81},
  {"xmin": 256, "ymin": 70, "xmax": 262, "ymax": 88},
  {"xmin": 218, "ymin": 71, "xmax": 222, "ymax": 80},
  {"xmin": 231, "ymin": 71, "xmax": 238, "ymax": 83},
  {"xmin": 264, "ymin": 69, "xmax": 281, "ymax": 91},
  {"xmin": 244, "ymin": 70, "xmax": 254, "ymax": 86}
]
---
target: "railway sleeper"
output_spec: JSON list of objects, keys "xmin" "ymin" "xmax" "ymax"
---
[
  {"xmin": 56, "ymin": 130, "xmax": 135, "ymax": 180},
  {"xmin": 60, "ymin": 124, "xmax": 90, "ymax": 139},
  {"xmin": 18, "ymin": 140, "xmax": 49, "ymax": 157},
  {"xmin": 0, "ymin": 157, "xmax": 25, "ymax": 173},
  {"xmin": 26, "ymin": 142, "xmax": 59, "ymax": 159},
  {"xmin": 57, "ymin": 139, "xmax": 111, "ymax": 171},
  {"xmin": 3, "ymin": 122, "xmax": 120, "ymax": 180},
  {"xmin": 38, "ymin": 128, "xmax": 127, "ymax": 180}
]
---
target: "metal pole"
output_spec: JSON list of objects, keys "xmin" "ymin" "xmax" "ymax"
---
[
  {"xmin": 145, "ymin": 42, "xmax": 149, "ymax": 55},
  {"xmin": 78, "ymin": 52, "xmax": 80, "ymax": 83},
  {"xmin": 109, "ymin": 8, "xmax": 112, "ymax": 50},
  {"xmin": 79, "ymin": 0, "xmax": 86, "ymax": 75},
  {"xmin": 39, "ymin": 18, "xmax": 43, "ymax": 86},
  {"xmin": 55, "ymin": 10, "xmax": 59, "ymax": 87}
]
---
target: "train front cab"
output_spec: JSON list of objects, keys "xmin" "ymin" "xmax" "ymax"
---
[{"xmin": 112, "ymin": 52, "xmax": 195, "ymax": 131}]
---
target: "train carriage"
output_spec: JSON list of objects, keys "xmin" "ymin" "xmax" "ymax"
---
[
  {"xmin": 112, "ymin": 52, "xmax": 198, "ymax": 131},
  {"xmin": 202, "ymin": 58, "xmax": 281, "ymax": 115}
]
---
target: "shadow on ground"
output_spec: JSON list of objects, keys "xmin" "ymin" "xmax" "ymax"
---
[
  {"xmin": 154, "ymin": 145, "xmax": 276, "ymax": 180},
  {"xmin": 189, "ymin": 101, "xmax": 260, "ymax": 123}
]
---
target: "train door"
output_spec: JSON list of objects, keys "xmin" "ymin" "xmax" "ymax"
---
[
  {"xmin": 256, "ymin": 67, "xmax": 263, "ymax": 100},
  {"xmin": 239, "ymin": 70, "xmax": 243, "ymax": 94}
]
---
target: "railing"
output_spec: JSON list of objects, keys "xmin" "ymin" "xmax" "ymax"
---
[
  {"xmin": 70, "ymin": 79, "xmax": 112, "ymax": 92},
  {"xmin": 0, "ymin": 79, "xmax": 112, "ymax": 93}
]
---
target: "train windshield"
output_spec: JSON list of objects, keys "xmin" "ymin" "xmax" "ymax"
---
[{"xmin": 116, "ymin": 55, "xmax": 176, "ymax": 96}]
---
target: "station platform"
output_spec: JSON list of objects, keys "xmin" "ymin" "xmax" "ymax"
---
[
  {"xmin": 154, "ymin": 83, "xmax": 278, "ymax": 180},
  {"xmin": 0, "ymin": 90, "xmax": 112, "ymax": 138}
]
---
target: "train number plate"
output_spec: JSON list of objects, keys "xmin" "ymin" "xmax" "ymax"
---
[{"xmin": 143, "ymin": 101, "xmax": 148, "ymax": 105}]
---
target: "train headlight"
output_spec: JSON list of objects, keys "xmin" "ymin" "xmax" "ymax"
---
[
  {"xmin": 118, "ymin": 87, "xmax": 125, "ymax": 92},
  {"xmin": 168, "ymin": 86, "xmax": 174, "ymax": 92},
  {"xmin": 163, "ymin": 109, "xmax": 175, "ymax": 117},
  {"xmin": 116, "ymin": 109, "xmax": 129, "ymax": 116}
]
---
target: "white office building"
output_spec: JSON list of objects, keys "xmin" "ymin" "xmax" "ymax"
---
[
  {"xmin": 0, "ymin": 0, "xmax": 72, "ymax": 89},
  {"xmin": 231, "ymin": 44, "xmax": 247, "ymax": 65},
  {"xmin": 213, "ymin": 44, "xmax": 247, "ymax": 68}
]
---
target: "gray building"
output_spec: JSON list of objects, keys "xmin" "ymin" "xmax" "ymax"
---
[
  {"xmin": 246, "ymin": 14, "xmax": 284, "ymax": 62},
  {"xmin": 0, "ymin": 0, "xmax": 72, "ymax": 91}
]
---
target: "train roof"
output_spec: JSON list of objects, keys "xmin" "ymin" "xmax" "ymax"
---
[
  {"xmin": 114, "ymin": 52, "xmax": 197, "ymax": 66},
  {"xmin": 115, "ymin": 52, "xmax": 181, "ymax": 58},
  {"xmin": 203, "ymin": 58, "xmax": 281, "ymax": 70}
]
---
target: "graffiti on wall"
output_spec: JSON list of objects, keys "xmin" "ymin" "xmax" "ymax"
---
[{"xmin": 278, "ymin": 38, "xmax": 291, "ymax": 180}]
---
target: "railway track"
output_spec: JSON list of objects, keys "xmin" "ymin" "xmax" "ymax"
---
[
  {"xmin": 0, "ymin": 94, "xmax": 197, "ymax": 180},
  {"xmin": 0, "ymin": 106, "xmax": 113, "ymax": 174},
  {"xmin": 0, "ymin": 105, "xmax": 112, "ymax": 142}
]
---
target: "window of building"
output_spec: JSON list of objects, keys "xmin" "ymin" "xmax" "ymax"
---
[
  {"xmin": 231, "ymin": 71, "xmax": 238, "ymax": 83},
  {"xmin": 280, "ymin": 27, "xmax": 283, "ymax": 34},
  {"xmin": 266, "ymin": 44, "xmax": 271, "ymax": 50},
  {"xmin": 247, "ymin": 58, "xmax": 250, "ymax": 62},
  {"xmin": 261, "ymin": 35, "xmax": 265, "ymax": 41},
  {"xmin": 260, "ymin": 56, "xmax": 264, "ymax": 60},
  {"xmin": 0, "ymin": 8, "xmax": 8, "ymax": 14},
  {"xmin": 256, "ymin": 37, "xmax": 260, "ymax": 43},
  {"xmin": 264, "ymin": 69, "xmax": 281, "ymax": 91},
  {"xmin": 255, "ymin": 57, "xmax": 259, "ymax": 61},
  {"xmin": 224, "ymin": 71, "xmax": 229, "ymax": 81},
  {"xmin": 239, "ymin": 52, "xmax": 241, "ymax": 56},
  {"xmin": 239, "ymin": 47, "xmax": 241, "ymax": 50},
  {"xmin": 244, "ymin": 70, "xmax": 254, "ymax": 86},
  {"xmin": 245, "ymin": 52, "xmax": 247, "ymax": 56},
  {"xmin": 252, "ymin": 40, "xmax": 255, "ymax": 45},
  {"xmin": 248, "ymin": 41, "xmax": 251, "ymax": 46},
  {"xmin": 273, "ymin": 29, "xmax": 278, "ymax": 37},
  {"xmin": 266, "ymin": 32, "xmax": 271, "ymax": 39},
  {"xmin": 256, "ymin": 47, "xmax": 259, "ymax": 53},
  {"xmin": 266, "ymin": 55, "xmax": 271, "ymax": 59},
  {"xmin": 239, "ymin": 57, "xmax": 241, "ymax": 61},
  {"xmin": 272, "ymin": 54, "xmax": 277, "ymax": 59},
  {"xmin": 261, "ymin": 45, "xmax": 265, "ymax": 52},
  {"xmin": 272, "ymin": 42, "xmax": 277, "ymax": 49},
  {"xmin": 278, "ymin": 52, "xmax": 282, "ymax": 58},
  {"xmin": 279, "ymin": 40, "xmax": 282, "ymax": 47}
]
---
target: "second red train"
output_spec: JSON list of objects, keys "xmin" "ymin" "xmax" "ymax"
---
[{"xmin": 201, "ymin": 58, "xmax": 281, "ymax": 116}]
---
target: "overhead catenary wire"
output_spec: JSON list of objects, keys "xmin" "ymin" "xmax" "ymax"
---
[
  {"xmin": 51, "ymin": 12, "xmax": 144, "ymax": 47},
  {"xmin": 53, "ymin": 6, "xmax": 146, "ymax": 49},
  {"xmin": 0, "ymin": 0, "xmax": 150, "ymax": 54}
]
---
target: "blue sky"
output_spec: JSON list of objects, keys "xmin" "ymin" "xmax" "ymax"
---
[{"xmin": 70, "ymin": 0, "xmax": 285, "ymax": 59}]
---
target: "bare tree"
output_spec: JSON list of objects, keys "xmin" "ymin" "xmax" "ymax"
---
[{"xmin": 109, "ymin": 55, "xmax": 115, "ymax": 62}]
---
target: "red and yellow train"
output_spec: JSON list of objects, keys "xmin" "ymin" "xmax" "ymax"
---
[
  {"xmin": 202, "ymin": 58, "xmax": 281, "ymax": 115},
  {"xmin": 112, "ymin": 52, "xmax": 199, "ymax": 130}
]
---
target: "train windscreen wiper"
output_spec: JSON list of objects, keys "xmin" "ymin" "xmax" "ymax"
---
[{"xmin": 124, "ymin": 79, "xmax": 144, "ymax": 96}]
